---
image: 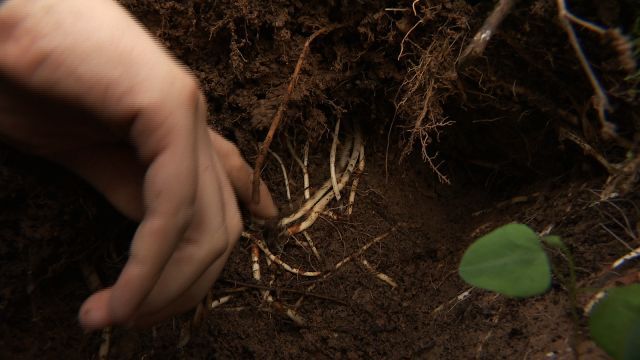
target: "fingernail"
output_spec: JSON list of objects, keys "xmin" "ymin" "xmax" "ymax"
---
[{"xmin": 79, "ymin": 305, "xmax": 100, "ymax": 333}]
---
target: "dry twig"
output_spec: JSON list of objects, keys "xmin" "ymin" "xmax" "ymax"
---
[
  {"xmin": 251, "ymin": 25, "xmax": 341, "ymax": 202},
  {"xmin": 556, "ymin": 0, "xmax": 614, "ymax": 137},
  {"xmin": 557, "ymin": 127, "xmax": 618, "ymax": 174},
  {"xmin": 458, "ymin": 0, "xmax": 519, "ymax": 66}
]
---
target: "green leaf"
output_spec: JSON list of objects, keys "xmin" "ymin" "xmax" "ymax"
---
[
  {"xmin": 589, "ymin": 284, "xmax": 640, "ymax": 360},
  {"xmin": 459, "ymin": 223, "xmax": 551, "ymax": 297},
  {"xmin": 542, "ymin": 235, "xmax": 565, "ymax": 249}
]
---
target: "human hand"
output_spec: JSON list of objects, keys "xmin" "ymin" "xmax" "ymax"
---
[{"xmin": 0, "ymin": 0, "xmax": 277, "ymax": 330}]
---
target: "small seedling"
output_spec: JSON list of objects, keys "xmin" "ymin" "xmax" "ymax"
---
[{"xmin": 459, "ymin": 223, "xmax": 640, "ymax": 360}]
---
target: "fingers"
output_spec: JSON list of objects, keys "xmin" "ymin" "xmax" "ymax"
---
[
  {"xmin": 79, "ymin": 121, "xmax": 243, "ymax": 331},
  {"xmin": 132, "ymin": 225, "xmax": 237, "ymax": 328},
  {"xmin": 78, "ymin": 288, "xmax": 112, "ymax": 330},
  {"xmin": 1, "ymin": 0, "xmax": 249, "ymax": 331},
  {"xmin": 79, "ymin": 95, "xmax": 201, "ymax": 331},
  {"xmin": 124, "ymin": 126, "xmax": 239, "ymax": 315},
  {"xmin": 208, "ymin": 130, "xmax": 278, "ymax": 219}
]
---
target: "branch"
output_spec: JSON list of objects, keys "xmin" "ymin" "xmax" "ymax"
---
[
  {"xmin": 458, "ymin": 0, "xmax": 519, "ymax": 66},
  {"xmin": 251, "ymin": 25, "xmax": 341, "ymax": 203}
]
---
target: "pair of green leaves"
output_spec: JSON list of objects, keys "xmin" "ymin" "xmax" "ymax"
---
[{"xmin": 458, "ymin": 223, "xmax": 640, "ymax": 360}]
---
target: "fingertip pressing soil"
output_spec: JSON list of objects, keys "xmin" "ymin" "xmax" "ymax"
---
[{"xmin": 2, "ymin": 0, "xmax": 639, "ymax": 359}]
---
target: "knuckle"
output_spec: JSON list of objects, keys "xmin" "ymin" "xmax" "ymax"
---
[
  {"xmin": 180, "ymin": 73, "xmax": 203, "ymax": 114},
  {"xmin": 229, "ymin": 154, "xmax": 247, "ymax": 177},
  {"xmin": 222, "ymin": 145, "xmax": 248, "ymax": 177}
]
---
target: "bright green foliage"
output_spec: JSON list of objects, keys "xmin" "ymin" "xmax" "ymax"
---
[
  {"xmin": 589, "ymin": 284, "xmax": 640, "ymax": 360},
  {"xmin": 459, "ymin": 223, "xmax": 640, "ymax": 358},
  {"xmin": 542, "ymin": 235, "xmax": 565, "ymax": 249},
  {"xmin": 459, "ymin": 223, "xmax": 551, "ymax": 297}
]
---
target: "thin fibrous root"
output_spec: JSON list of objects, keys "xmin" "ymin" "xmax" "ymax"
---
[
  {"xmin": 210, "ymin": 295, "xmax": 233, "ymax": 310},
  {"xmin": 177, "ymin": 320, "xmax": 191, "ymax": 349},
  {"xmin": 556, "ymin": 0, "xmax": 614, "ymax": 138},
  {"xmin": 398, "ymin": 20, "xmax": 423, "ymax": 61},
  {"xmin": 98, "ymin": 326, "xmax": 112, "ymax": 360},
  {"xmin": 330, "ymin": 118, "xmax": 342, "ymax": 201},
  {"xmin": 251, "ymin": 243, "xmax": 270, "ymax": 301},
  {"xmin": 267, "ymin": 149, "xmax": 292, "ymax": 206},
  {"xmin": 222, "ymin": 280, "xmax": 348, "ymax": 305},
  {"xmin": 334, "ymin": 231, "xmax": 393, "ymax": 271},
  {"xmin": 280, "ymin": 176, "xmax": 331, "ymax": 226},
  {"xmin": 193, "ymin": 289, "xmax": 213, "ymax": 328},
  {"xmin": 280, "ymin": 131, "xmax": 355, "ymax": 227},
  {"xmin": 558, "ymin": 127, "xmax": 618, "ymax": 174},
  {"xmin": 606, "ymin": 29, "xmax": 637, "ymax": 74},
  {"xmin": 599, "ymin": 223, "xmax": 634, "ymax": 251},
  {"xmin": 251, "ymin": 243, "xmax": 263, "ymax": 282},
  {"xmin": 250, "ymin": 242, "xmax": 304, "ymax": 324},
  {"xmin": 251, "ymin": 24, "xmax": 341, "ymax": 203},
  {"xmin": 287, "ymin": 138, "xmax": 311, "ymax": 200},
  {"xmin": 302, "ymin": 231, "xmax": 322, "ymax": 260},
  {"xmin": 360, "ymin": 257, "xmax": 398, "ymax": 288},
  {"xmin": 251, "ymin": 243, "xmax": 272, "ymax": 302},
  {"xmin": 294, "ymin": 283, "xmax": 317, "ymax": 309},
  {"xmin": 558, "ymin": 0, "xmax": 637, "ymax": 73},
  {"xmin": 320, "ymin": 209, "xmax": 340, "ymax": 221},
  {"xmin": 286, "ymin": 130, "xmax": 362, "ymax": 235},
  {"xmin": 303, "ymin": 142, "xmax": 310, "ymax": 199},
  {"xmin": 338, "ymin": 131, "xmax": 354, "ymax": 170},
  {"xmin": 269, "ymin": 301, "xmax": 305, "ymax": 326},
  {"xmin": 292, "ymin": 232, "xmax": 391, "ymax": 305},
  {"xmin": 612, "ymin": 245, "xmax": 640, "ymax": 270},
  {"xmin": 347, "ymin": 145, "xmax": 366, "ymax": 216},
  {"xmin": 192, "ymin": 300, "xmax": 206, "ymax": 329},
  {"xmin": 242, "ymin": 232, "xmax": 322, "ymax": 277},
  {"xmin": 458, "ymin": 0, "xmax": 518, "ymax": 67},
  {"xmin": 432, "ymin": 288, "xmax": 474, "ymax": 315}
]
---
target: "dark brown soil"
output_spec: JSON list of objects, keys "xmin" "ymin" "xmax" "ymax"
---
[{"xmin": 2, "ymin": 0, "xmax": 639, "ymax": 359}]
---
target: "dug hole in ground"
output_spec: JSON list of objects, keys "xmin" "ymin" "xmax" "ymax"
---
[{"xmin": 1, "ymin": 0, "xmax": 639, "ymax": 358}]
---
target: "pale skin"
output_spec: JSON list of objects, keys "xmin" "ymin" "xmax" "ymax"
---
[{"xmin": 0, "ymin": 0, "xmax": 277, "ymax": 330}]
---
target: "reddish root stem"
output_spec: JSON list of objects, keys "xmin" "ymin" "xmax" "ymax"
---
[{"xmin": 251, "ymin": 25, "xmax": 341, "ymax": 203}]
